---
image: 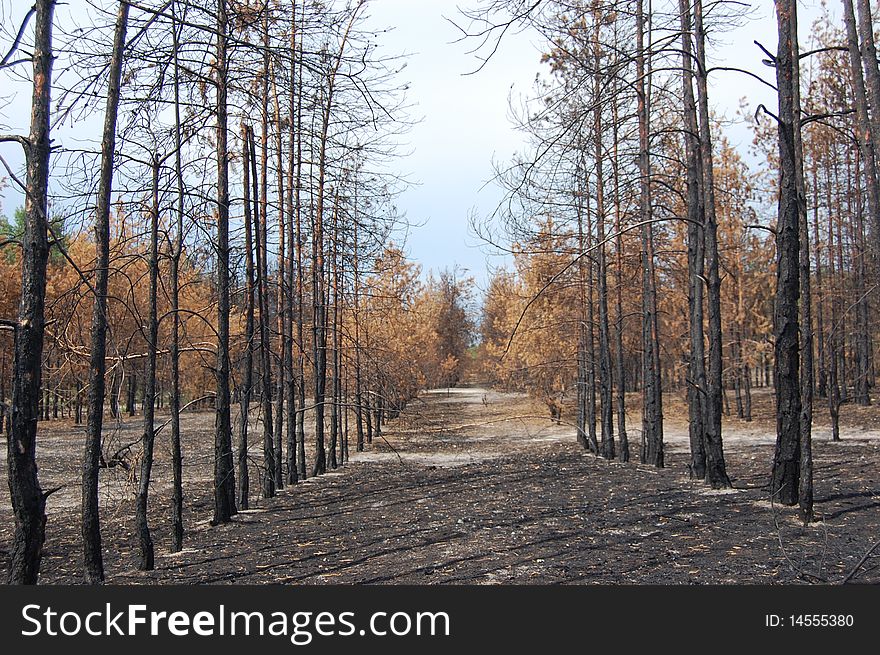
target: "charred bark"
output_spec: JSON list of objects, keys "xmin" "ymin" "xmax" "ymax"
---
[
  {"xmin": 82, "ymin": 0, "xmax": 128, "ymax": 584},
  {"xmin": 770, "ymin": 0, "xmax": 802, "ymax": 507},
  {"xmin": 134, "ymin": 156, "xmax": 160, "ymax": 571},
  {"xmin": 7, "ymin": 0, "xmax": 55, "ymax": 585},
  {"xmin": 213, "ymin": 0, "xmax": 236, "ymax": 523}
]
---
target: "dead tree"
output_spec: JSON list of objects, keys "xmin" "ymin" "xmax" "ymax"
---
[
  {"xmin": 4, "ymin": 0, "xmax": 56, "ymax": 585},
  {"xmin": 135, "ymin": 155, "xmax": 161, "ymax": 571},
  {"xmin": 770, "ymin": 0, "xmax": 803, "ymax": 507},
  {"xmin": 592, "ymin": 12, "xmax": 615, "ymax": 461},
  {"xmin": 855, "ymin": 0, "xmax": 880, "ymax": 246},
  {"xmin": 169, "ymin": 0, "xmax": 185, "ymax": 553},
  {"xmin": 693, "ymin": 0, "xmax": 731, "ymax": 488},
  {"xmin": 239, "ymin": 123, "xmax": 256, "ymax": 511},
  {"xmin": 213, "ymin": 0, "xmax": 236, "ymax": 523},
  {"xmin": 637, "ymin": 0, "xmax": 664, "ymax": 467},
  {"xmin": 83, "ymin": 0, "xmax": 129, "ymax": 584},
  {"xmin": 249, "ymin": 124, "xmax": 275, "ymax": 499},
  {"xmin": 678, "ymin": 0, "xmax": 708, "ymax": 479},
  {"xmin": 283, "ymin": 0, "xmax": 300, "ymax": 485}
]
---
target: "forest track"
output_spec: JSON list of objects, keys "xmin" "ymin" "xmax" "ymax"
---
[{"xmin": 2, "ymin": 387, "xmax": 880, "ymax": 584}]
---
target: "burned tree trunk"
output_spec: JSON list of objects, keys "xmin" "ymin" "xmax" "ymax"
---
[
  {"xmin": 213, "ymin": 0, "xmax": 236, "ymax": 523},
  {"xmin": 770, "ymin": 0, "xmax": 803, "ymax": 507},
  {"xmin": 6, "ymin": 0, "xmax": 55, "ymax": 585},
  {"xmin": 135, "ymin": 156, "xmax": 160, "ymax": 571},
  {"xmin": 827, "ymin": 194, "xmax": 841, "ymax": 442},
  {"xmin": 679, "ymin": 0, "xmax": 708, "ymax": 480},
  {"xmin": 575, "ymin": 160, "xmax": 595, "ymax": 453},
  {"xmin": 285, "ymin": 3, "xmax": 299, "ymax": 485},
  {"xmin": 294, "ymin": 10, "xmax": 308, "ymax": 481},
  {"xmin": 82, "ymin": 0, "xmax": 128, "ymax": 584},
  {"xmin": 693, "ymin": 0, "xmax": 731, "ymax": 488},
  {"xmin": 170, "ymin": 0, "xmax": 185, "ymax": 552},
  {"xmin": 637, "ymin": 0, "xmax": 664, "ymax": 467},
  {"xmin": 611, "ymin": 67, "xmax": 629, "ymax": 463},
  {"xmin": 843, "ymin": 0, "xmax": 880, "ymax": 248},
  {"xmin": 353, "ymin": 208, "xmax": 366, "ymax": 453},
  {"xmin": 593, "ymin": 18, "xmax": 615, "ymax": 461},
  {"xmin": 328, "ymin": 194, "xmax": 340, "ymax": 470},
  {"xmin": 239, "ymin": 123, "xmax": 257, "ymax": 511},
  {"xmin": 1, "ymin": 354, "xmax": 7, "ymax": 434},
  {"xmin": 585, "ymin": 185, "xmax": 599, "ymax": 455},
  {"xmin": 249, "ymin": 125, "xmax": 275, "ymax": 499},
  {"xmin": 273, "ymin": 81, "xmax": 288, "ymax": 490},
  {"xmin": 788, "ymin": 3, "xmax": 813, "ymax": 522},
  {"xmin": 311, "ymin": 95, "xmax": 330, "ymax": 478},
  {"xmin": 855, "ymin": 0, "xmax": 880, "ymax": 245}
]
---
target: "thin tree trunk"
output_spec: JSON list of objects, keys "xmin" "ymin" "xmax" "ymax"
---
[
  {"xmin": 844, "ymin": 0, "xmax": 880, "ymax": 260},
  {"xmin": 637, "ymin": 0, "xmax": 664, "ymax": 467},
  {"xmin": 238, "ymin": 123, "xmax": 256, "ymax": 511},
  {"xmin": 592, "ymin": 18, "xmax": 614, "ymax": 461},
  {"xmin": 694, "ymin": 0, "xmax": 730, "ymax": 488},
  {"xmin": 284, "ymin": 0, "xmax": 299, "ymax": 486},
  {"xmin": 374, "ymin": 391, "xmax": 383, "ymax": 436},
  {"xmin": 852, "ymin": 155, "xmax": 871, "ymax": 406},
  {"xmin": 258, "ymin": 12, "xmax": 282, "ymax": 491},
  {"xmin": 365, "ymin": 391, "xmax": 373, "ymax": 445},
  {"xmin": 250, "ymin": 125, "xmax": 275, "ymax": 499},
  {"xmin": 826, "ymin": 162, "xmax": 842, "ymax": 441},
  {"xmin": 353, "ymin": 193, "xmax": 365, "ymax": 452},
  {"xmin": 855, "ymin": 0, "xmax": 880, "ymax": 245},
  {"xmin": 127, "ymin": 373, "xmax": 136, "ymax": 416},
  {"xmin": 575, "ymin": 159, "xmax": 592, "ymax": 453},
  {"xmin": 611, "ymin": 63, "xmax": 629, "ymax": 462},
  {"xmin": 0, "ymin": 354, "xmax": 6, "ymax": 434},
  {"xmin": 328, "ymin": 194, "xmax": 340, "ymax": 470},
  {"xmin": 812, "ymin": 161, "xmax": 827, "ymax": 399},
  {"xmin": 109, "ymin": 372, "xmax": 119, "ymax": 418},
  {"xmin": 135, "ymin": 156, "xmax": 160, "ymax": 571},
  {"xmin": 834, "ymin": 165, "xmax": 849, "ymax": 404},
  {"xmin": 585, "ymin": 180, "xmax": 599, "ymax": 454},
  {"xmin": 294, "ymin": 7, "xmax": 307, "ymax": 480},
  {"xmin": 734, "ymin": 333, "xmax": 744, "ymax": 419},
  {"xmin": 169, "ymin": 0, "xmax": 184, "ymax": 552},
  {"xmin": 311, "ymin": 82, "xmax": 336, "ymax": 477},
  {"xmin": 342, "ymin": 367, "xmax": 350, "ymax": 463},
  {"xmin": 82, "ymin": 0, "xmax": 128, "ymax": 584},
  {"xmin": 272, "ymin": 76, "xmax": 287, "ymax": 491},
  {"xmin": 213, "ymin": 0, "xmax": 236, "ymax": 523}
]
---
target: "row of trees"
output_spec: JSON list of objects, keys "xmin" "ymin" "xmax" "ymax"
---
[
  {"xmin": 467, "ymin": 0, "xmax": 879, "ymax": 521},
  {"xmin": 0, "ymin": 0, "xmax": 472, "ymax": 584}
]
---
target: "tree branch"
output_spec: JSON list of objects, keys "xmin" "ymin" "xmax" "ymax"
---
[{"xmin": 0, "ymin": 5, "xmax": 36, "ymax": 68}]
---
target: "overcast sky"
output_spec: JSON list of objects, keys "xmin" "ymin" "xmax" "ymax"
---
[{"xmin": 1, "ymin": 0, "xmax": 831, "ymax": 290}]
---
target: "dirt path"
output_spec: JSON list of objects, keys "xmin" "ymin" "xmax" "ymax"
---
[{"xmin": 3, "ymin": 387, "xmax": 880, "ymax": 584}]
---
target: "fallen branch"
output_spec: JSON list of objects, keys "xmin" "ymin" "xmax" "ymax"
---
[{"xmin": 841, "ymin": 538, "xmax": 880, "ymax": 584}]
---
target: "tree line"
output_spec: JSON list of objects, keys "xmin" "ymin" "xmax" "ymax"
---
[
  {"xmin": 464, "ymin": 0, "xmax": 879, "ymax": 522},
  {"xmin": 0, "ymin": 0, "xmax": 472, "ymax": 584}
]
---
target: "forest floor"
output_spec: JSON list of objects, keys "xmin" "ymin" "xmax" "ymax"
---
[{"xmin": 2, "ymin": 386, "xmax": 880, "ymax": 584}]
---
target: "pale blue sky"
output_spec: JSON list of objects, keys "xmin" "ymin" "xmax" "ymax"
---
[
  {"xmin": 363, "ymin": 0, "xmax": 827, "ymax": 289},
  {"xmin": 0, "ymin": 0, "xmax": 831, "ymax": 291},
  {"xmin": 363, "ymin": 0, "xmax": 545, "ymax": 289}
]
